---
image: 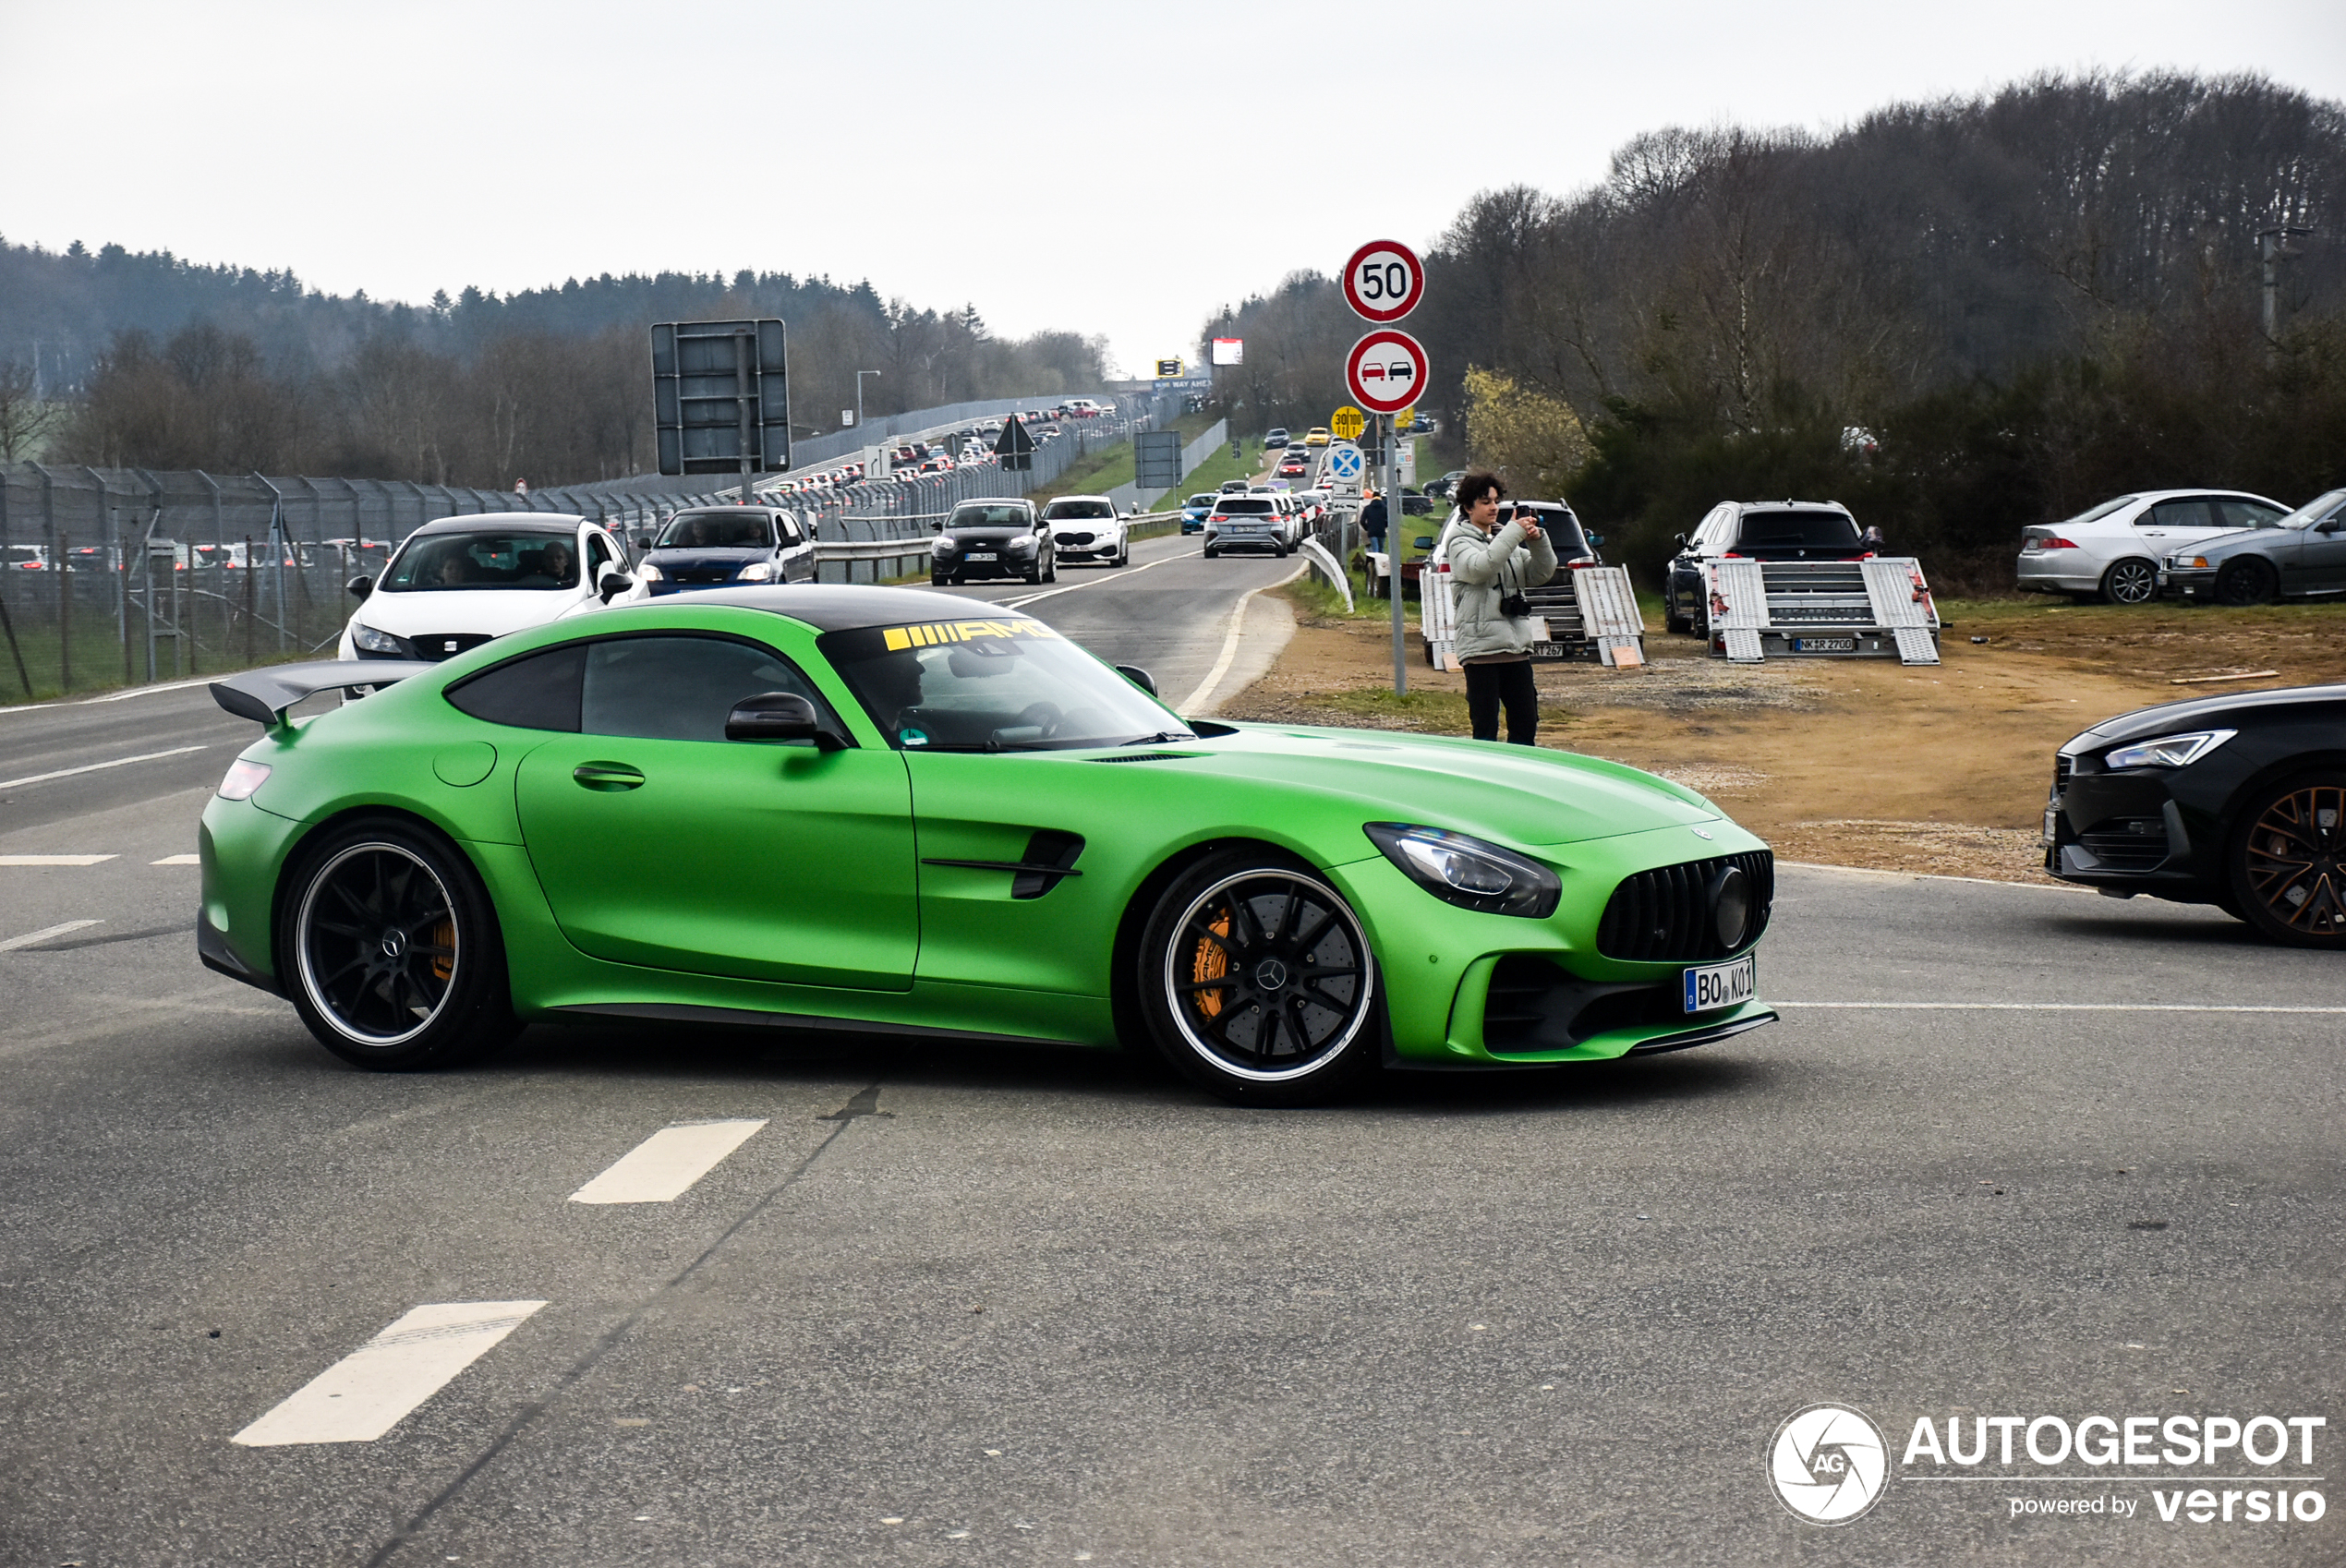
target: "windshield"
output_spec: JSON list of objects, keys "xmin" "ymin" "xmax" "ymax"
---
[
  {"xmin": 949, "ymin": 503, "xmax": 1033, "ymax": 530},
  {"xmin": 2060, "ymin": 495, "xmax": 2139, "ymax": 527},
  {"xmin": 2276, "ymin": 488, "xmax": 2346, "ymax": 530},
  {"xmin": 381, "ymin": 531, "xmax": 579, "ymax": 592},
  {"xmin": 1217, "ymin": 498, "xmax": 1274, "ymax": 515},
  {"xmin": 655, "ymin": 512, "xmax": 774, "ymax": 549},
  {"xmin": 821, "ymin": 615, "xmax": 1188, "ymax": 752},
  {"xmin": 1732, "ymin": 511, "xmax": 1862, "ymax": 550},
  {"xmin": 1187, "ymin": 494, "xmax": 1215, "ymax": 508},
  {"xmin": 1044, "ymin": 500, "xmax": 1115, "ymax": 520}
]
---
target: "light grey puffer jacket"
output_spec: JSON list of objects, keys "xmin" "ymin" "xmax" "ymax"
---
[{"xmin": 1445, "ymin": 516, "xmax": 1558, "ymax": 660}]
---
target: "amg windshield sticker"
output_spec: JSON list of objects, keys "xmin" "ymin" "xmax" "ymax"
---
[{"xmin": 880, "ymin": 618, "xmax": 1062, "ymax": 652}]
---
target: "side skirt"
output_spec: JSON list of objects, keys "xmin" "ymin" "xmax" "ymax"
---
[{"xmin": 547, "ymin": 1001, "xmax": 1080, "ymax": 1051}]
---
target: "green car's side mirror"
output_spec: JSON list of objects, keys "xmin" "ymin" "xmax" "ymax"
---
[{"xmin": 726, "ymin": 692, "xmax": 847, "ymax": 751}]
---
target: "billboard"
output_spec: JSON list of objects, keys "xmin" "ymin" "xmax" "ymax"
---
[
  {"xmin": 1209, "ymin": 337, "xmax": 1244, "ymax": 366},
  {"xmin": 650, "ymin": 319, "xmax": 790, "ymax": 476}
]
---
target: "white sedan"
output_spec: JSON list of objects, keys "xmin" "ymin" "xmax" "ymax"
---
[
  {"xmin": 1040, "ymin": 495, "xmax": 1129, "ymax": 567},
  {"xmin": 2017, "ymin": 489, "xmax": 2287, "ymax": 604},
  {"xmin": 338, "ymin": 513, "xmax": 632, "ymax": 663}
]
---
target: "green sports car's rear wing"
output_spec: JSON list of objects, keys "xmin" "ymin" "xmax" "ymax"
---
[{"xmin": 211, "ymin": 659, "xmax": 437, "ymax": 728}]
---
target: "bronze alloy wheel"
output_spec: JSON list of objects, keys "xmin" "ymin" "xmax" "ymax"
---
[
  {"xmin": 2231, "ymin": 777, "xmax": 2346, "ymax": 946},
  {"xmin": 1143, "ymin": 859, "xmax": 1379, "ymax": 1102}
]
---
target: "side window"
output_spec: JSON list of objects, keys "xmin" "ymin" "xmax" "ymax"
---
[
  {"xmin": 779, "ymin": 517, "xmax": 803, "ymax": 547},
  {"xmin": 586, "ymin": 534, "xmax": 615, "ymax": 576},
  {"xmin": 2146, "ymin": 499, "xmax": 2215, "ymax": 530},
  {"xmin": 579, "ymin": 634, "xmax": 830, "ymax": 744},
  {"xmin": 2216, "ymin": 500, "xmax": 2285, "ymax": 530},
  {"xmin": 445, "ymin": 645, "xmax": 586, "ymax": 731}
]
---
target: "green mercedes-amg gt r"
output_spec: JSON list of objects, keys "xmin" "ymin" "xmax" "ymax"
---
[{"xmin": 198, "ymin": 585, "xmax": 1775, "ymax": 1104}]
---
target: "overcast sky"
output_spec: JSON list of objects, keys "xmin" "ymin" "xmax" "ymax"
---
[{"xmin": 6, "ymin": 0, "xmax": 2343, "ymax": 376}]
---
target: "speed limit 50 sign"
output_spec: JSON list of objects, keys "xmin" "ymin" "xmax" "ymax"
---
[{"xmin": 1343, "ymin": 239, "xmax": 1423, "ymax": 323}]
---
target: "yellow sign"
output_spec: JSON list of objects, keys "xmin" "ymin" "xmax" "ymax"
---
[
  {"xmin": 1330, "ymin": 405, "xmax": 1366, "ymax": 440},
  {"xmin": 1396, "ymin": 406, "xmax": 1415, "ymax": 432},
  {"xmin": 880, "ymin": 617, "xmax": 1059, "ymax": 652}
]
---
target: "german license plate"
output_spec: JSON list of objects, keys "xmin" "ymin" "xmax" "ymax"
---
[
  {"xmin": 965, "ymin": 552, "xmax": 997, "ymax": 561},
  {"xmin": 1683, "ymin": 952, "xmax": 1756, "ymax": 1013},
  {"xmin": 1791, "ymin": 636, "xmax": 1856, "ymax": 653},
  {"xmin": 1528, "ymin": 641, "xmax": 1569, "ymax": 659}
]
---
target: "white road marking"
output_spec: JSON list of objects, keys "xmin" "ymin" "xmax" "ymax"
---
[
  {"xmin": 569, "ymin": 1118, "xmax": 769, "ymax": 1204},
  {"xmin": 998, "ymin": 546, "xmax": 1203, "ymax": 610},
  {"xmin": 0, "ymin": 745, "xmax": 207, "ymax": 790},
  {"xmin": 1776, "ymin": 1001, "xmax": 2346, "ymax": 1013},
  {"xmin": 151, "ymin": 853, "xmax": 201, "ymax": 865},
  {"xmin": 1176, "ymin": 561, "xmax": 1307, "ymax": 717},
  {"xmin": 0, "ymin": 919, "xmax": 102, "ymax": 951},
  {"xmin": 231, "ymin": 1300, "xmax": 548, "ymax": 1446},
  {"xmin": 0, "ymin": 675, "xmax": 219, "ymax": 718},
  {"xmin": 0, "ymin": 854, "xmax": 117, "ymax": 866}
]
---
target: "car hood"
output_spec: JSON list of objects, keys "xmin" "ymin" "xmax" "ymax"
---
[
  {"xmin": 945, "ymin": 526, "xmax": 1041, "ymax": 543},
  {"xmin": 2061, "ymin": 682, "xmax": 2346, "ymax": 754},
  {"xmin": 2167, "ymin": 527, "xmax": 2280, "ymax": 560},
  {"xmin": 353, "ymin": 587, "xmax": 580, "ymax": 637},
  {"xmin": 1156, "ymin": 724, "xmax": 1719, "ymax": 847},
  {"xmin": 645, "ymin": 547, "xmax": 771, "ymax": 567}
]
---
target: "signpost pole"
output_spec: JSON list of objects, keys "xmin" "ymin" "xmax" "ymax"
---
[
  {"xmin": 1387, "ymin": 414, "xmax": 1405, "ymax": 694},
  {"xmin": 734, "ymin": 328, "xmax": 756, "ymax": 505}
]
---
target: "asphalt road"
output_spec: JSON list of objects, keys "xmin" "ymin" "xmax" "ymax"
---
[{"xmin": 2, "ymin": 582, "xmax": 2341, "ymax": 1564}]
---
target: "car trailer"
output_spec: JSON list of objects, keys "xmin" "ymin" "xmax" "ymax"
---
[
  {"xmin": 1702, "ymin": 558, "xmax": 1941, "ymax": 665},
  {"xmin": 1422, "ymin": 558, "xmax": 1649, "ymax": 670}
]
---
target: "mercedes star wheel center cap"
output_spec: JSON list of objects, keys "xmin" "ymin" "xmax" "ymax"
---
[{"xmin": 1253, "ymin": 959, "xmax": 1290, "ymax": 991}]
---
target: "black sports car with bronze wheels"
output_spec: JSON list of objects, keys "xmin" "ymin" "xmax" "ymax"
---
[{"xmin": 2046, "ymin": 683, "xmax": 2346, "ymax": 946}]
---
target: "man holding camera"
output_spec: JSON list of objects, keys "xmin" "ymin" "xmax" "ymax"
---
[{"xmin": 1445, "ymin": 471, "xmax": 1556, "ymax": 744}]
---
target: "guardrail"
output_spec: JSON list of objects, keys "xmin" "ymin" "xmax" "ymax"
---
[{"xmin": 807, "ymin": 509, "xmax": 1184, "ymax": 585}]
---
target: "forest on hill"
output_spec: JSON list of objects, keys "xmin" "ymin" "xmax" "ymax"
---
[
  {"xmin": 0, "ymin": 247, "xmax": 1108, "ymax": 486},
  {"xmin": 1204, "ymin": 71, "xmax": 2346, "ymax": 585}
]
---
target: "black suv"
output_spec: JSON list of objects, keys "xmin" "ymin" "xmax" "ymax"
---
[{"xmin": 1663, "ymin": 501, "xmax": 1878, "ymax": 634}]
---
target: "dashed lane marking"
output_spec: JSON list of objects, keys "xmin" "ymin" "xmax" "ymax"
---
[
  {"xmin": 231, "ymin": 1300, "xmax": 548, "ymax": 1446},
  {"xmin": 0, "ymin": 854, "xmax": 118, "ymax": 866},
  {"xmin": 569, "ymin": 1119, "xmax": 769, "ymax": 1204},
  {"xmin": 151, "ymin": 854, "xmax": 200, "ymax": 865},
  {"xmin": 0, "ymin": 745, "xmax": 208, "ymax": 791},
  {"xmin": 0, "ymin": 919, "xmax": 102, "ymax": 951}
]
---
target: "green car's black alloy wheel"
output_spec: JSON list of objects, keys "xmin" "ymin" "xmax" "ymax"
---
[
  {"xmin": 281, "ymin": 818, "xmax": 515, "ymax": 1069},
  {"xmin": 1140, "ymin": 852, "xmax": 1381, "ymax": 1104},
  {"xmin": 2230, "ymin": 775, "xmax": 2346, "ymax": 947}
]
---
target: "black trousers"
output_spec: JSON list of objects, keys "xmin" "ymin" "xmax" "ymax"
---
[{"xmin": 1463, "ymin": 658, "xmax": 1539, "ymax": 744}]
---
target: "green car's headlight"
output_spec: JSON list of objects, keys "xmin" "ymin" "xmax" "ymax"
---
[
  {"xmin": 1364, "ymin": 823, "xmax": 1560, "ymax": 918},
  {"xmin": 2103, "ymin": 729, "xmax": 2236, "ymax": 770},
  {"xmin": 350, "ymin": 622, "xmax": 404, "ymax": 655}
]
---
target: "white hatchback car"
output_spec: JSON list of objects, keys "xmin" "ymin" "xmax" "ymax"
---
[
  {"xmin": 2017, "ymin": 489, "xmax": 2288, "ymax": 604},
  {"xmin": 1039, "ymin": 495, "xmax": 1129, "ymax": 566},
  {"xmin": 338, "ymin": 513, "xmax": 631, "ymax": 663}
]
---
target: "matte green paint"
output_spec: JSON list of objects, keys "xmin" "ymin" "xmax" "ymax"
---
[{"xmin": 199, "ymin": 599, "xmax": 1774, "ymax": 1066}]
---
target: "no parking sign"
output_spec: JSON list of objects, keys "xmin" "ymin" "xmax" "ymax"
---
[{"xmin": 1325, "ymin": 441, "xmax": 1364, "ymax": 495}]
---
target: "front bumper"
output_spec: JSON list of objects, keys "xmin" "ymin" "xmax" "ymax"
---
[
  {"xmin": 2159, "ymin": 567, "xmax": 2219, "ymax": 600},
  {"xmin": 2042, "ymin": 759, "xmax": 2218, "ymax": 899},
  {"xmin": 934, "ymin": 551, "xmax": 1037, "ymax": 577},
  {"xmin": 1057, "ymin": 538, "xmax": 1120, "ymax": 560}
]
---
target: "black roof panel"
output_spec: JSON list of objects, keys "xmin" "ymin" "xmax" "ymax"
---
[{"xmin": 683, "ymin": 584, "xmax": 989, "ymax": 632}]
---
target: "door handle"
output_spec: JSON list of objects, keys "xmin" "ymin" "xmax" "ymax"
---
[{"xmin": 572, "ymin": 762, "xmax": 645, "ymax": 791}]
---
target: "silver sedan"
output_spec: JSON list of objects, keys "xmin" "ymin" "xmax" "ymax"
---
[{"xmin": 2017, "ymin": 489, "xmax": 2286, "ymax": 604}]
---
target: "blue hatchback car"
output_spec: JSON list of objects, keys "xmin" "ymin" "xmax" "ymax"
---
[
  {"xmin": 1180, "ymin": 492, "xmax": 1215, "ymax": 535},
  {"xmin": 635, "ymin": 506, "xmax": 816, "ymax": 594}
]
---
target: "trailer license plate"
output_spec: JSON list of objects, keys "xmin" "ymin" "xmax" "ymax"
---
[
  {"xmin": 1792, "ymin": 636, "xmax": 1856, "ymax": 652},
  {"xmin": 965, "ymin": 552, "xmax": 997, "ymax": 561},
  {"xmin": 1683, "ymin": 953, "xmax": 1755, "ymax": 1013}
]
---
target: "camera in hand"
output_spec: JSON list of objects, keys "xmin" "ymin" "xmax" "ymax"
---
[{"xmin": 1499, "ymin": 591, "xmax": 1531, "ymax": 618}]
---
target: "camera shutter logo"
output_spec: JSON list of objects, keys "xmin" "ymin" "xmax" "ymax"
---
[{"xmin": 1769, "ymin": 1404, "xmax": 1890, "ymax": 1525}]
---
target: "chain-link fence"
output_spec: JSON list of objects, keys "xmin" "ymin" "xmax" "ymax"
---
[{"xmin": 0, "ymin": 392, "xmax": 1184, "ymax": 699}]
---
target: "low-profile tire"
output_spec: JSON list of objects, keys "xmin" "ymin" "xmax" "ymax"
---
[
  {"xmin": 2099, "ymin": 558, "xmax": 2159, "ymax": 605},
  {"xmin": 1023, "ymin": 561, "xmax": 1042, "ymax": 585},
  {"xmin": 2226, "ymin": 772, "xmax": 2346, "ymax": 947},
  {"xmin": 1044, "ymin": 553, "xmax": 1058, "ymax": 583},
  {"xmin": 1136, "ymin": 850, "xmax": 1384, "ymax": 1106},
  {"xmin": 1203, "ymin": 548, "xmax": 1220, "ymax": 560},
  {"xmin": 2217, "ymin": 558, "xmax": 2279, "ymax": 606},
  {"xmin": 277, "ymin": 817, "xmax": 516, "ymax": 1070}
]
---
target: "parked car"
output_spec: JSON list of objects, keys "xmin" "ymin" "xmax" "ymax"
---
[
  {"xmin": 1425, "ymin": 471, "xmax": 1465, "ymax": 502},
  {"xmin": 931, "ymin": 499, "xmax": 1055, "ymax": 585},
  {"xmin": 2018, "ymin": 490, "xmax": 2290, "ymax": 604},
  {"xmin": 2159, "ymin": 488, "xmax": 2346, "ymax": 605},
  {"xmin": 2046, "ymin": 680, "xmax": 2346, "ymax": 946},
  {"xmin": 1040, "ymin": 495, "xmax": 1129, "ymax": 567},
  {"xmin": 339, "ymin": 513, "xmax": 633, "ymax": 663},
  {"xmin": 632, "ymin": 506, "xmax": 816, "ymax": 598},
  {"xmin": 1663, "ymin": 501, "xmax": 1875, "ymax": 635}
]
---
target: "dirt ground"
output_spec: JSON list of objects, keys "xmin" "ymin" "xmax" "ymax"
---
[{"xmin": 1217, "ymin": 592, "xmax": 2346, "ymax": 884}]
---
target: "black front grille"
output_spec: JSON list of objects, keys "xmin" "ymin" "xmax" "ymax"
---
[
  {"xmin": 414, "ymin": 633, "xmax": 494, "ymax": 662},
  {"xmin": 1058, "ymin": 531, "xmax": 1095, "ymax": 546},
  {"xmin": 2079, "ymin": 816, "xmax": 2169, "ymax": 871},
  {"xmin": 2054, "ymin": 754, "xmax": 2074, "ymax": 791},
  {"xmin": 1596, "ymin": 850, "xmax": 1774, "ymax": 962}
]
